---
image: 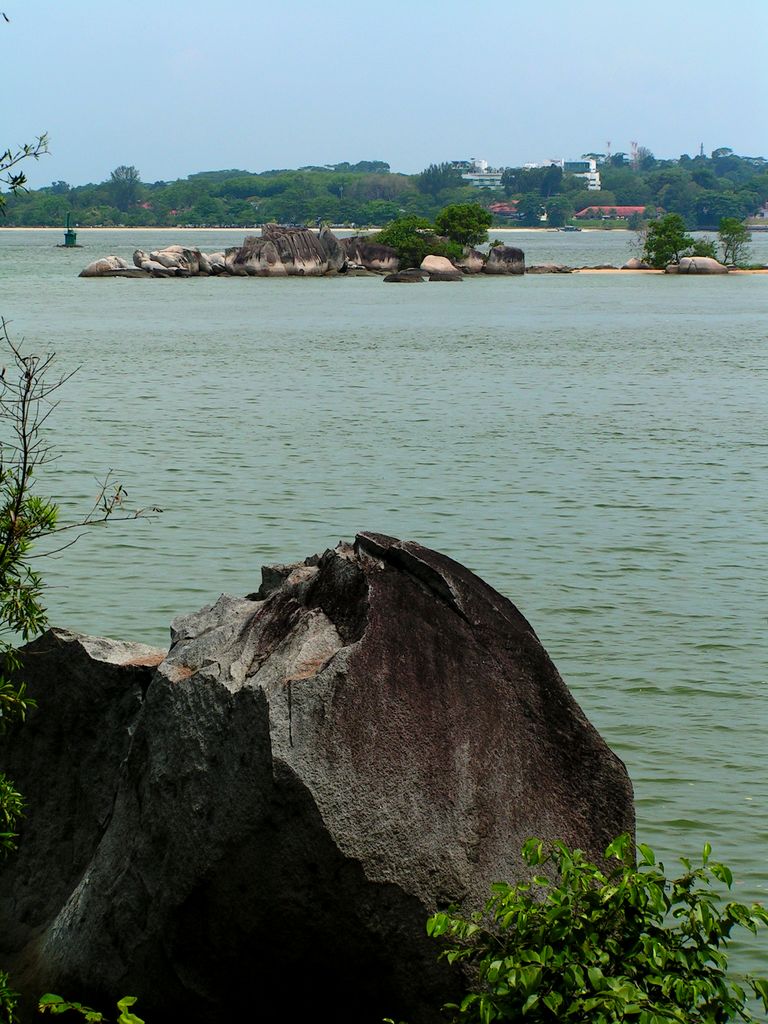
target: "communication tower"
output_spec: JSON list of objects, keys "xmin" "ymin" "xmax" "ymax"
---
[
  {"xmin": 630, "ymin": 141, "xmax": 639, "ymax": 169},
  {"xmin": 606, "ymin": 140, "xmax": 611, "ymax": 161}
]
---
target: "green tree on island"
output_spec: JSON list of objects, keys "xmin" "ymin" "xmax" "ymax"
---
[
  {"xmin": 373, "ymin": 213, "xmax": 463, "ymax": 269},
  {"xmin": 718, "ymin": 217, "xmax": 752, "ymax": 266},
  {"xmin": 641, "ymin": 213, "xmax": 695, "ymax": 267},
  {"xmin": 434, "ymin": 204, "xmax": 492, "ymax": 247}
]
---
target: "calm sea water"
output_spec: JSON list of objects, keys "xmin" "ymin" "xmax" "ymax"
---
[{"xmin": 2, "ymin": 229, "xmax": 767, "ymax": 980}]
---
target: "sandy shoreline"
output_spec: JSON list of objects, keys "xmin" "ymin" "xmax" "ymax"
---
[{"xmin": 0, "ymin": 225, "xmax": 624, "ymax": 234}]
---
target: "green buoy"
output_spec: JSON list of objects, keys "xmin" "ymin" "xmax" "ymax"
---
[{"xmin": 62, "ymin": 212, "xmax": 78, "ymax": 247}]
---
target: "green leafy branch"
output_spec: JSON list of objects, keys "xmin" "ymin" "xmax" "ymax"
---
[
  {"xmin": 39, "ymin": 994, "xmax": 144, "ymax": 1024},
  {"xmin": 427, "ymin": 835, "xmax": 768, "ymax": 1024}
]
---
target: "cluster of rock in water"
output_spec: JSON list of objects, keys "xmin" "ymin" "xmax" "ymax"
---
[
  {"xmin": 0, "ymin": 533, "xmax": 634, "ymax": 1024},
  {"xmin": 79, "ymin": 225, "xmax": 737, "ymax": 280},
  {"xmin": 79, "ymin": 223, "xmax": 526, "ymax": 280}
]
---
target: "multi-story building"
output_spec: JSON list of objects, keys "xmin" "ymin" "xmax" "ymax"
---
[{"xmin": 458, "ymin": 158, "xmax": 504, "ymax": 190}]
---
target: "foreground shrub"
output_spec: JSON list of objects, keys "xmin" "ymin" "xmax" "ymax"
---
[
  {"xmin": 428, "ymin": 834, "xmax": 768, "ymax": 1024},
  {"xmin": 39, "ymin": 995, "xmax": 143, "ymax": 1024}
]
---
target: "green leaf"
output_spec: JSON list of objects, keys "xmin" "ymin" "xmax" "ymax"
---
[
  {"xmin": 638, "ymin": 843, "xmax": 656, "ymax": 866},
  {"xmin": 521, "ymin": 993, "xmax": 539, "ymax": 1015},
  {"xmin": 751, "ymin": 977, "xmax": 768, "ymax": 1010},
  {"xmin": 588, "ymin": 966, "xmax": 605, "ymax": 990}
]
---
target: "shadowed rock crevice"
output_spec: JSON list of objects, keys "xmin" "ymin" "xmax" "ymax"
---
[{"xmin": 1, "ymin": 534, "xmax": 634, "ymax": 1024}]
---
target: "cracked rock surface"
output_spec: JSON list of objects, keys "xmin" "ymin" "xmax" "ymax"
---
[{"xmin": 0, "ymin": 533, "xmax": 634, "ymax": 1023}]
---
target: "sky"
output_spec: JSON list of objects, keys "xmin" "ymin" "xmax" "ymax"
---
[{"xmin": 3, "ymin": 0, "xmax": 767, "ymax": 189}]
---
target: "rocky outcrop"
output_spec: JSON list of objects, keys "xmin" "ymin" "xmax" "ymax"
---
[
  {"xmin": 225, "ymin": 225, "xmax": 341, "ymax": 277},
  {"xmin": 319, "ymin": 224, "xmax": 346, "ymax": 272},
  {"xmin": 482, "ymin": 245, "xmax": 525, "ymax": 275},
  {"xmin": 420, "ymin": 255, "xmax": 462, "ymax": 281},
  {"xmin": 621, "ymin": 257, "xmax": 653, "ymax": 270},
  {"xmin": 0, "ymin": 534, "xmax": 633, "ymax": 1024},
  {"xmin": 131, "ymin": 245, "xmax": 210, "ymax": 276},
  {"xmin": 668, "ymin": 256, "xmax": 729, "ymax": 274},
  {"xmin": 454, "ymin": 248, "xmax": 485, "ymax": 274},
  {"xmin": 527, "ymin": 264, "xmax": 573, "ymax": 274},
  {"xmin": 84, "ymin": 227, "xmax": 348, "ymax": 279},
  {"xmin": 78, "ymin": 255, "xmax": 146, "ymax": 278},
  {"xmin": 341, "ymin": 235, "xmax": 399, "ymax": 273},
  {"xmin": 420, "ymin": 255, "xmax": 455, "ymax": 275},
  {"xmin": 383, "ymin": 270, "xmax": 425, "ymax": 283}
]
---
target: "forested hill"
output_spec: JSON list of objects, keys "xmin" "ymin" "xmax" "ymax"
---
[{"xmin": 2, "ymin": 150, "xmax": 767, "ymax": 229}]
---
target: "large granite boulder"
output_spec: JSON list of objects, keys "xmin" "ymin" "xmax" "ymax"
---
[
  {"xmin": 420, "ymin": 255, "xmax": 462, "ymax": 281},
  {"xmin": 383, "ymin": 270, "xmax": 425, "ymax": 283},
  {"xmin": 454, "ymin": 248, "xmax": 486, "ymax": 274},
  {"xmin": 668, "ymin": 256, "xmax": 729, "ymax": 274},
  {"xmin": 132, "ymin": 249, "xmax": 178, "ymax": 277},
  {"xmin": 420, "ymin": 255, "xmax": 456, "ymax": 275},
  {"xmin": 205, "ymin": 250, "xmax": 228, "ymax": 274},
  {"xmin": 149, "ymin": 244, "xmax": 203, "ymax": 275},
  {"xmin": 482, "ymin": 245, "xmax": 525, "ymax": 275},
  {"xmin": 78, "ymin": 255, "xmax": 146, "ymax": 278},
  {"xmin": 225, "ymin": 225, "xmax": 342, "ymax": 277},
  {"xmin": 225, "ymin": 235, "xmax": 286, "ymax": 276},
  {"xmin": 0, "ymin": 534, "xmax": 634, "ymax": 1024},
  {"xmin": 341, "ymin": 236, "xmax": 399, "ymax": 273},
  {"xmin": 621, "ymin": 257, "xmax": 653, "ymax": 270},
  {"xmin": 319, "ymin": 224, "xmax": 346, "ymax": 272}
]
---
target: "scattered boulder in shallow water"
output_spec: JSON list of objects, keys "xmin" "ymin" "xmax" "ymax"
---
[
  {"xmin": 621, "ymin": 257, "xmax": 653, "ymax": 270},
  {"xmin": 670, "ymin": 256, "xmax": 729, "ymax": 274},
  {"xmin": 420, "ymin": 255, "xmax": 463, "ymax": 281},
  {"xmin": 527, "ymin": 264, "xmax": 573, "ymax": 274},
  {"xmin": 483, "ymin": 244, "xmax": 525, "ymax": 275},
  {"xmin": 420, "ymin": 254, "xmax": 456, "ymax": 275},
  {"xmin": 383, "ymin": 269, "xmax": 425, "ymax": 283},
  {"xmin": 0, "ymin": 533, "xmax": 634, "ymax": 1024},
  {"xmin": 78, "ymin": 255, "xmax": 145, "ymax": 278},
  {"xmin": 428, "ymin": 271, "xmax": 463, "ymax": 281}
]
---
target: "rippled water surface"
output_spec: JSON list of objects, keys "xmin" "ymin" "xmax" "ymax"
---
[{"xmin": 2, "ymin": 229, "xmax": 767, "ymax": 976}]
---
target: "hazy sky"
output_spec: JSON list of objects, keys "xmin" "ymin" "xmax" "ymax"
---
[{"xmin": 3, "ymin": 0, "xmax": 767, "ymax": 189}]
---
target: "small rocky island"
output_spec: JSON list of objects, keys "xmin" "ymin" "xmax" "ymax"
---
[
  {"xmin": 79, "ymin": 223, "xmax": 526, "ymax": 279},
  {"xmin": 0, "ymin": 533, "xmax": 633, "ymax": 1024},
  {"xmin": 79, "ymin": 224, "xmax": 742, "ymax": 280}
]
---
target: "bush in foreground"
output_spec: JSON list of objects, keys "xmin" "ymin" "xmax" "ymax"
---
[{"xmin": 427, "ymin": 835, "xmax": 768, "ymax": 1024}]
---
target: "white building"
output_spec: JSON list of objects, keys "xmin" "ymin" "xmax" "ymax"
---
[
  {"xmin": 459, "ymin": 158, "xmax": 503, "ymax": 190},
  {"xmin": 526, "ymin": 157, "xmax": 602, "ymax": 191}
]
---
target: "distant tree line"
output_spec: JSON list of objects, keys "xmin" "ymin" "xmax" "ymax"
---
[
  {"xmin": 503, "ymin": 148, "xmax": 768, "ymax": 228},
  {"xmin": 1, "ymin": 149, "xmax": 766, "ymax": 229}
]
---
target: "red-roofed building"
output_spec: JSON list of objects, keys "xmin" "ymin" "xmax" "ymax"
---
[
  {"xmin": 488, "ymin": 200, "xmax": 519, "ymax": 218},
  {"xmin": 574, "ymin": 205, "xmax": 646, "ymax": 220}
]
